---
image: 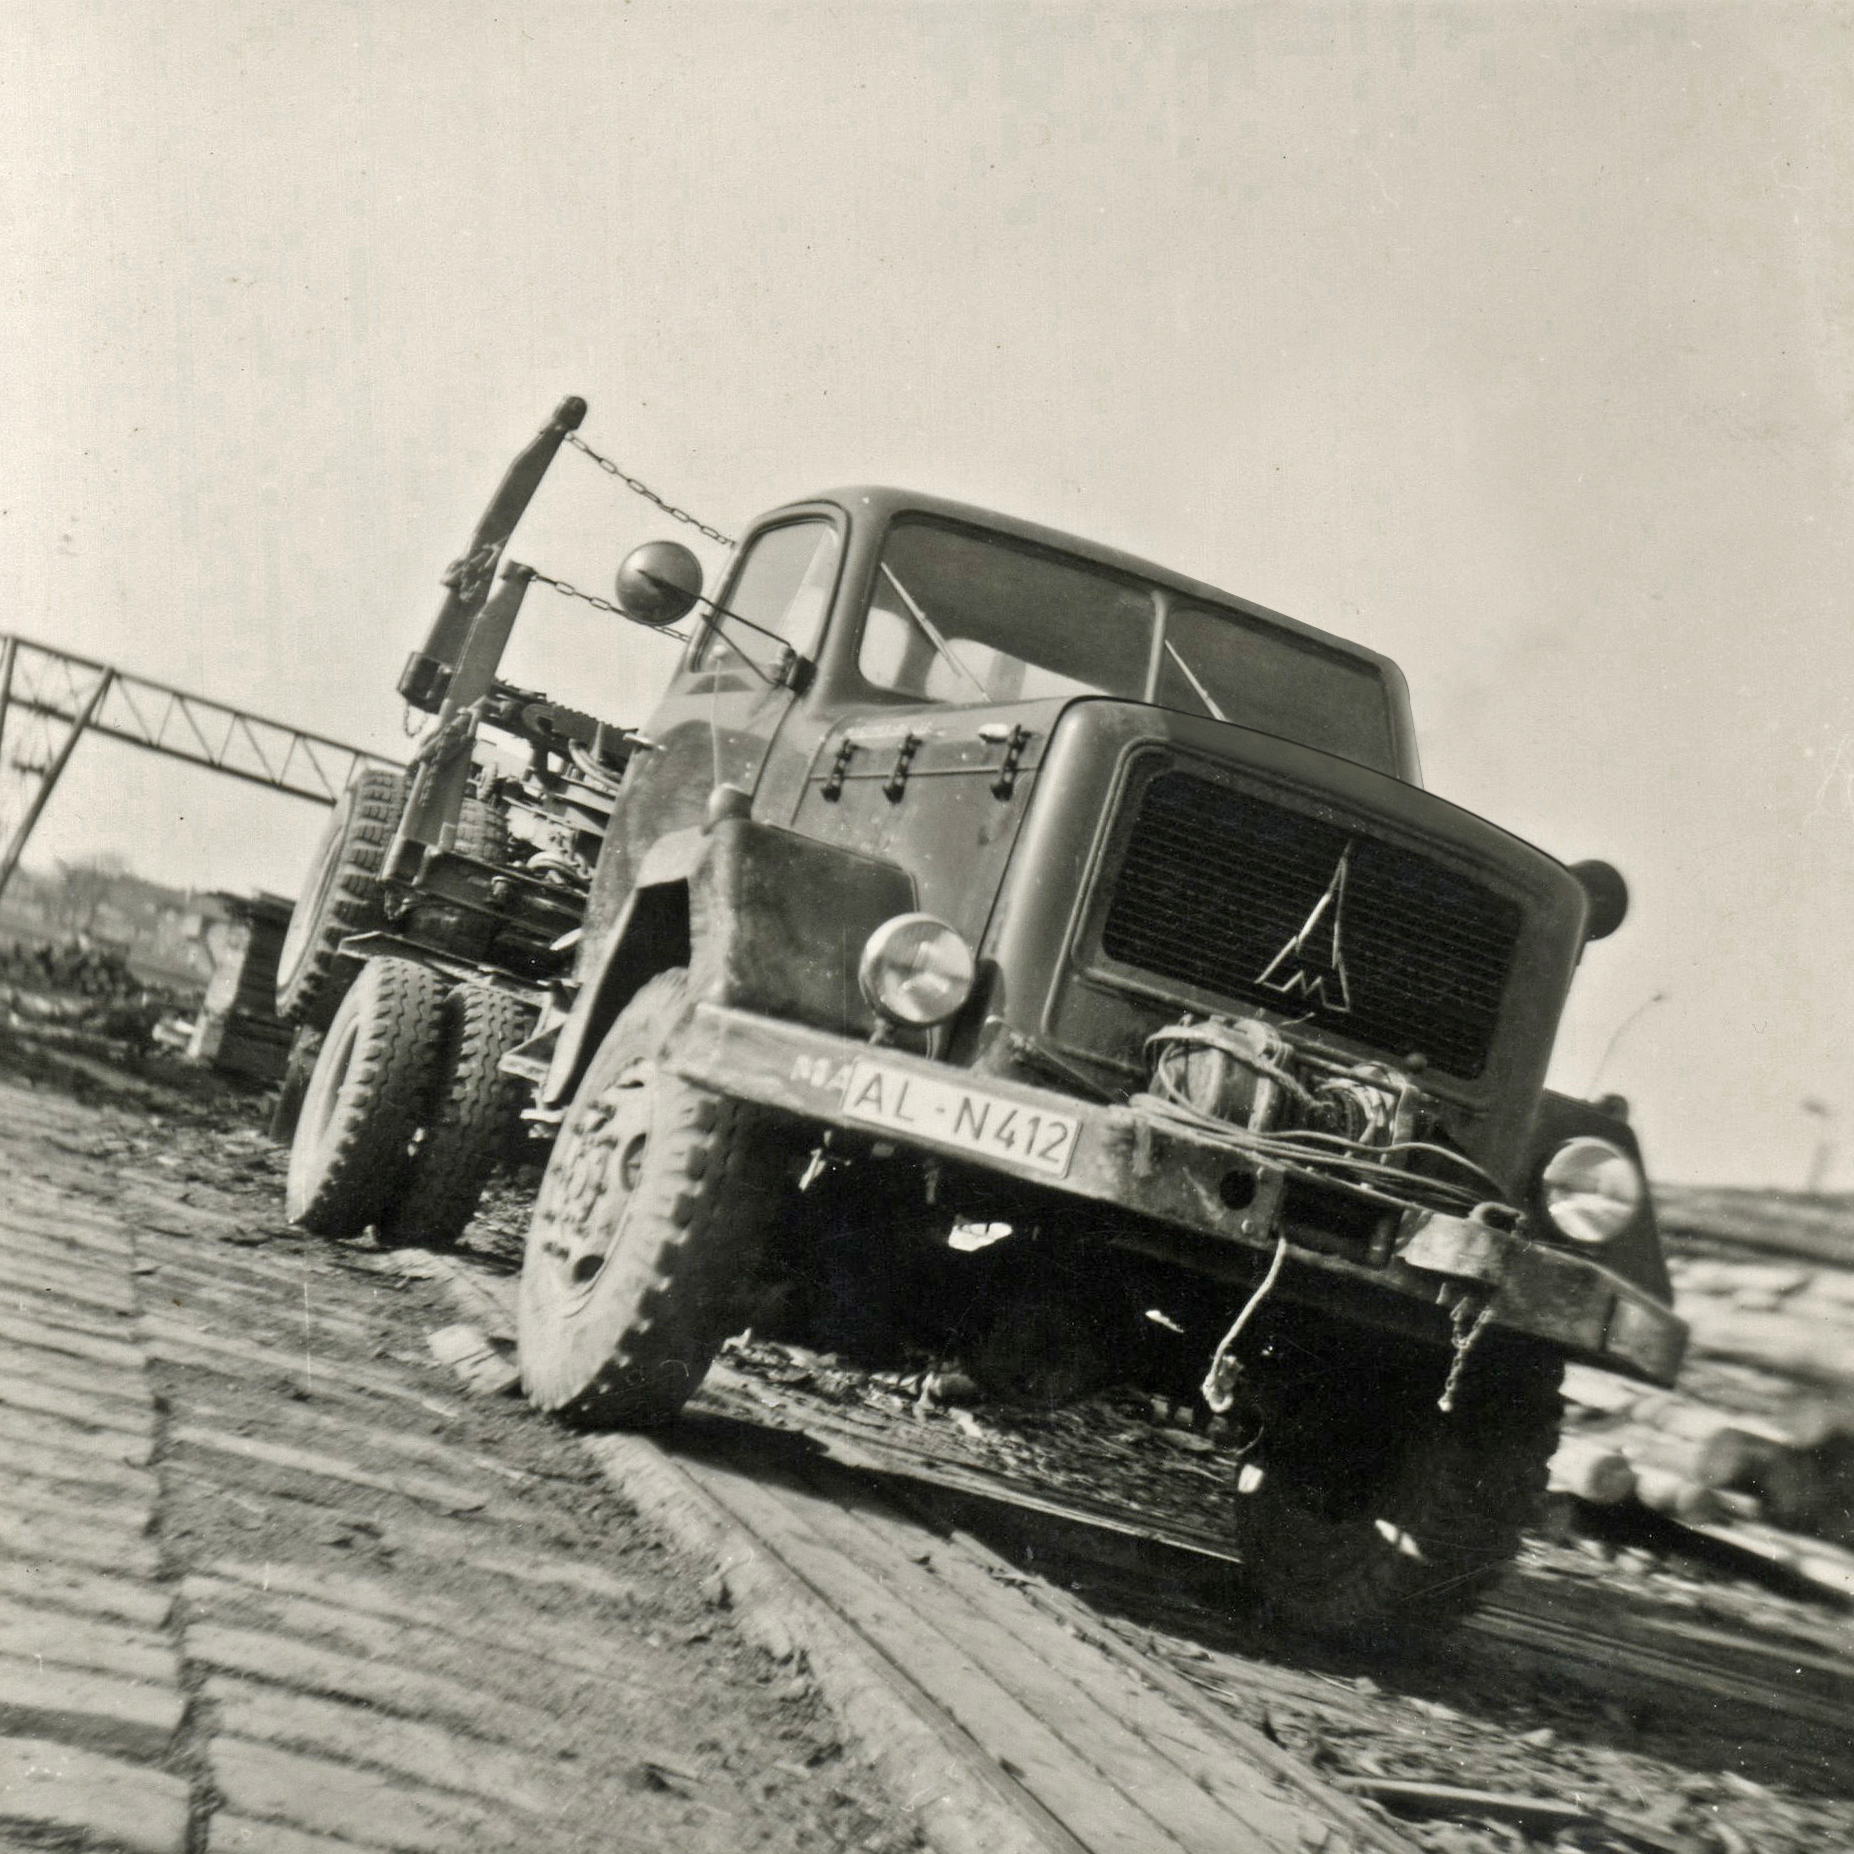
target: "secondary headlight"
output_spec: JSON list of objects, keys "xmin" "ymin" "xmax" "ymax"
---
[
  {"xmin": 858, "ymin": 914, "xmax": 976, "ymax": 1027},
  {"xmin": 1541, "ymin": 1136, "xmax": 1644, "ymax": 1244}
]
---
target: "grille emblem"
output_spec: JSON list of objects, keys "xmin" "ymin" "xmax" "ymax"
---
[{"xmin": 1256, "ymin": 846, "xmax": 1353, "ymax": 1011}]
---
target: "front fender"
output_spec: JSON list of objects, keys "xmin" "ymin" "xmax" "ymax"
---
[
  {"xmin": 1523, "ymin": 1090, "xmax": 1674, "ymax": 1306},
  {"xmin": 542, "ymin": 819, "xmax": 915, "ymax": 1108}
]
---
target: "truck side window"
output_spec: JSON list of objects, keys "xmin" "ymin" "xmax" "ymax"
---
[{"xmin": 693, "ymin": 519, "xmax": 840, "ymax": 673}]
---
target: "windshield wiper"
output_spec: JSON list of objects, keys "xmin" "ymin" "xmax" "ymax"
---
[
  {"xmin": 1162, "ymin": 638, "xmax": 1228, "ymax": 723},
  {"xmin": 880, "ymin": 566, "xmax": 989, "ymax": 700}
]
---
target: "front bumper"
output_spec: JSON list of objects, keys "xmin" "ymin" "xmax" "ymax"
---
[{"xmin": 672, "ymin": 1002, "xmax": 1687, "ymax": 1386}]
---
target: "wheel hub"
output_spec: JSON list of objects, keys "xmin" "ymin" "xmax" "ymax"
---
[{"xmin": 541, "ymin": 1061, "xmax": 652, "ymax": 1300}]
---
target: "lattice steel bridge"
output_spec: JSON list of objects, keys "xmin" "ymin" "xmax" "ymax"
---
[{"xmin": 0, "ymin": 631, "xmax": 396, "ymax": 899}]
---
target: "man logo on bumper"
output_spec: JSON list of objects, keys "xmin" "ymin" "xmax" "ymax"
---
[{"xmin": 1257, "ymin": 846, "xmax": 1353, "ymax": 1011}]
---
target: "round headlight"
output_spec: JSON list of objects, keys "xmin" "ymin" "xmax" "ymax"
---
[
  {"xmin": 858, "ymin": 914, "xmax": 976, "ymax": 1027},
  {"xmin": 1541, "ymin": 1136, "xmax": 1644, "ymax": 1244}
]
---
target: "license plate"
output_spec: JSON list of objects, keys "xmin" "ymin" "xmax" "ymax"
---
[{"xmin": 839, "ymin": 1059, "xmax": 1080, "ymax": 1178}]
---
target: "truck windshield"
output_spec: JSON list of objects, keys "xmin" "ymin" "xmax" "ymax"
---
[{"xmin": 857, "ymin": 516, "xmax": 1399, "ymax": 773}]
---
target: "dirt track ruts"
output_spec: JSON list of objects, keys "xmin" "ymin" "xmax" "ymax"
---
[{"xmin": 0, "ymin": 1074, "xmax": 922, "ymax": 1854}]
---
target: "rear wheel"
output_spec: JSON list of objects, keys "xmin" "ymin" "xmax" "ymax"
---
[
  {"xmin": 278, "ymin": 771, "xmax": 508, "ymax": 1028},
  {"xmin": 286, "ymin": 956, "xmax": 447, "ymax": 1236},
  {"xmin": 518, "ymin": 969, "xmax": 789, "ymax": 1426},
  {"xmin": 267, "ymin": 1026, "xmax": 324, "ymax": 1144},
  {"xmin": 379, "ymin": 985, "xmax": 534, "ymax": 1248},
  {"xmin": 276, "ymin": 768, "xmax": 405, "ymax": 1030},
  {"xmin": 451, "ymin": 796, "xmax": 509, "ymax": 865},
  {"xmin": 1236, "ymin": 1328, "xmax": 1563, "ymax": 1638}
]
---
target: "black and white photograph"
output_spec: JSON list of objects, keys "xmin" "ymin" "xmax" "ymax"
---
[{"xmin": 1, "ymin": 5, "xmax": 1850, "ymax": 1850}]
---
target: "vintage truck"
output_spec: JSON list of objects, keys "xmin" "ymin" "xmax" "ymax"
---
[{"xmin": 284, "ymin": 405, "xmax": 1686, "ymax": 1632}]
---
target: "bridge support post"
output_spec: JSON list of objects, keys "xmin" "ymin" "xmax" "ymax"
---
[{"xmin": 0, "ymin": 668, "xmax": 113, "ymax": 904}]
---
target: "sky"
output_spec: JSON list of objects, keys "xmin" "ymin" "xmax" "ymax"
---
[{"xmin": 1, "ymin": 2, "xmax": 1849, "ymax": 1188}]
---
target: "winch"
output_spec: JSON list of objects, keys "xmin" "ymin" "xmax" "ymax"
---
[{"xmin": 1133, "ymin": 1011, "xmax": 1510, "ymax": 1223}]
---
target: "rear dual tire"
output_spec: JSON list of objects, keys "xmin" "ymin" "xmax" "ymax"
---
[
  {"xmin": 286, "ymin": 956, "xmax": 531, "ymax": 1244},
  {"xmin": 380, "ymin": 985, "xmax": 533, "ymax": 1247},
  {"xmin": 286, "ymin": 957, "xmax": 446, "ymax": 1235}
]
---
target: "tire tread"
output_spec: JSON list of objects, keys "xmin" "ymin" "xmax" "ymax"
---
[
  {"xmin": 286, "ymin": 957, "xmax": 448, "ymax": 1236},
  {"xmin": 276, "ymin": 769, "xmax": 407, "ymax": 1029},
  {"xmin": 519, "ymin": 971, "xmax": 785, "ymax": 1427},
  {"xmin": 379, "ymin": 985, "xmax": 534, "ymax": 1247},
  {"xmin": 1245, "ymin": 1345, "xmax": 1564, "ymax": 1637}
]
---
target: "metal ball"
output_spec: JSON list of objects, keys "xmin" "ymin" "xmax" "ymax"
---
[{"xmin": 613, "ymin": 540, "xmax": 703, "ymax": 627}]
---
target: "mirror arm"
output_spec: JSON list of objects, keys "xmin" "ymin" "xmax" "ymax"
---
[
  {"xmin": 676, "ymin": 591, "xmax": 800, "ymax": 692},
  {"xmin": 683, "ymin": 591, "xmax": 789, "ymax": 655}
]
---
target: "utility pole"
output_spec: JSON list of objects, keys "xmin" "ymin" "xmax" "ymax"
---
[{"xmin": 1802, "ymin": 1098, "xmax": 1835, "ymax": 1196}]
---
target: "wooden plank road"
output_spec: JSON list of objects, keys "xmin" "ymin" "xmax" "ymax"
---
[
  {"xmin": 430, "ymin": 1254, "xmax": 1411, "ymax": 1854},
  {"xmin": 0, "ymin": 1079, "xmax": 920, "ymax": 1854}
]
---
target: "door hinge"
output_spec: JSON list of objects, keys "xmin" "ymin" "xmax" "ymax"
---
[
  {"xmin": 884, "ymin": 733, "xmax": 921, "ymax": 802},
  {"xmin": 821, "ymin": 737, "xmax": 857, "ymax": 801},
  {"xmin": 990, "ymin": 725, "xmax": 1034, "ymax": 799}
]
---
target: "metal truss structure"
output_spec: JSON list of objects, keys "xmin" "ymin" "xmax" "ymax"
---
[{"xmin": 0, "ymin": 632, "xmax": 398, "ymax": 900}]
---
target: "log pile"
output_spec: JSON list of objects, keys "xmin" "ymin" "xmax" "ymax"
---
[
  {"xmin": 1550, "ymin": 1190, "xmax": 1854, "ymax": 1576},
  {"xmin": 1656, "ymin": 1182, "xmax": 1854, "ymax": 1269},
  {"xmin": 1552, "ymin": 1366, "xmax": 1854, "ymax": 1534},
  {"xmin": 0, "ymin": 937, "xmax": 181, "ymax": 1055}
]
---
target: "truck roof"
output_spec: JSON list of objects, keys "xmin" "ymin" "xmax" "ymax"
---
[{"xmin": 777, "ymin": 484, "xmax": 1402, "ymax": 684}]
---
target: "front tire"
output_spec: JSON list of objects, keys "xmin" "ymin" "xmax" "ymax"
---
[
  {"xmin": 518, "ymin": 969, "xmax": 788, "ymax": 1426},
  {"xmin": 1237, "ymin": 1331, "xmax": 1563, "ymax": 1638},
  {"xmin": 286, "ymin": 957, "xmax": 447, "ymax": 1236}
]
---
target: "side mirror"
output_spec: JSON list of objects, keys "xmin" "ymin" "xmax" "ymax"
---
[
  {"xmin": 1570, "ymin": 859, "xmax": 1629, "ymax": 942},
  {"xmin": 614, "ymin": 541, "xmax": 703, "ymax": 627}
]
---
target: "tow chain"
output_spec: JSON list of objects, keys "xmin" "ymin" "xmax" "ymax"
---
[
  {"xmin": 1437, "ymin": 1292, "xmax": 1497, "ymax": 1414},
  {"xmin": 565, "ymin": 434, "xmax": 736, "ymax": 548},
  {"xmin": 519, "ymin": 566, "xmax": 691, "ymax": 643}
]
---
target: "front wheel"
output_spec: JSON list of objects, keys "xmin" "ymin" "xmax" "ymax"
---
[
  {"xmin": 1235, "ymin": 1328, "xmax": 1564, "ymax": 1638},
  {"xmin": 518, "ymin": 969, "xmax": 789, "ymax": 1426}
]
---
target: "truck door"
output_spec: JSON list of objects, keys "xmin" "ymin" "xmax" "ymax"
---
[{"xmin": 581, "ymin": 515, "xmax": 843, "ymax": 944}]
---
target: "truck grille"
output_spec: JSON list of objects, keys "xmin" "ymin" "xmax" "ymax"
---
[{"xmin": 1099, "ymin": 770, "xmax": 1522, "ymax": 1078}]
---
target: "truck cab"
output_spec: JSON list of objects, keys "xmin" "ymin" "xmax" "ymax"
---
[
  {"xmin": 279, "ymin": 407, "xmax": 1680, "ymax": 1636},
  {"xmin": 513, "ymin": 481, "xmax": 1681, "ymax": 1634}
]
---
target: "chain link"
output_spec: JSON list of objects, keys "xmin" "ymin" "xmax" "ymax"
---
[
  {"xmin": 520, "ymin": 566, "xmax": 691, "ymax": 643},
  {"xmin": 565, "ymin": 434, "xmax": 735, "ymax": 548},
  {"xmin": 1437, "ymin": 1294, "xmax": 1497, "ymax": 1414}
]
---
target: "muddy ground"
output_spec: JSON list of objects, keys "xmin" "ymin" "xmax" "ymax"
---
[
  {"xmin": 0, "ymin": 1035, "xmax": 924, "ymax": 1854},
  {"xmin": 6, "ymin": 1028, "xmax": 1853, "ymax": 1853}
]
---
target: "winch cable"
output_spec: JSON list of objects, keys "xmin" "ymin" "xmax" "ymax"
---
[
  {"xmin": 1131, "ymin": 1087, "xmax": 1500, "ymax": 1217},
  {"xmin": 1200, "ymin": 1230, "xmax": 1288, "ymax": 1413},
  {"xmin": 1144, "ymin": 1018, "xmax": 1314, "ymax": 1108},
  {"xmin": 1133, "ymin": 1029, "xmax": 1512, "ymax": 1219}
]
